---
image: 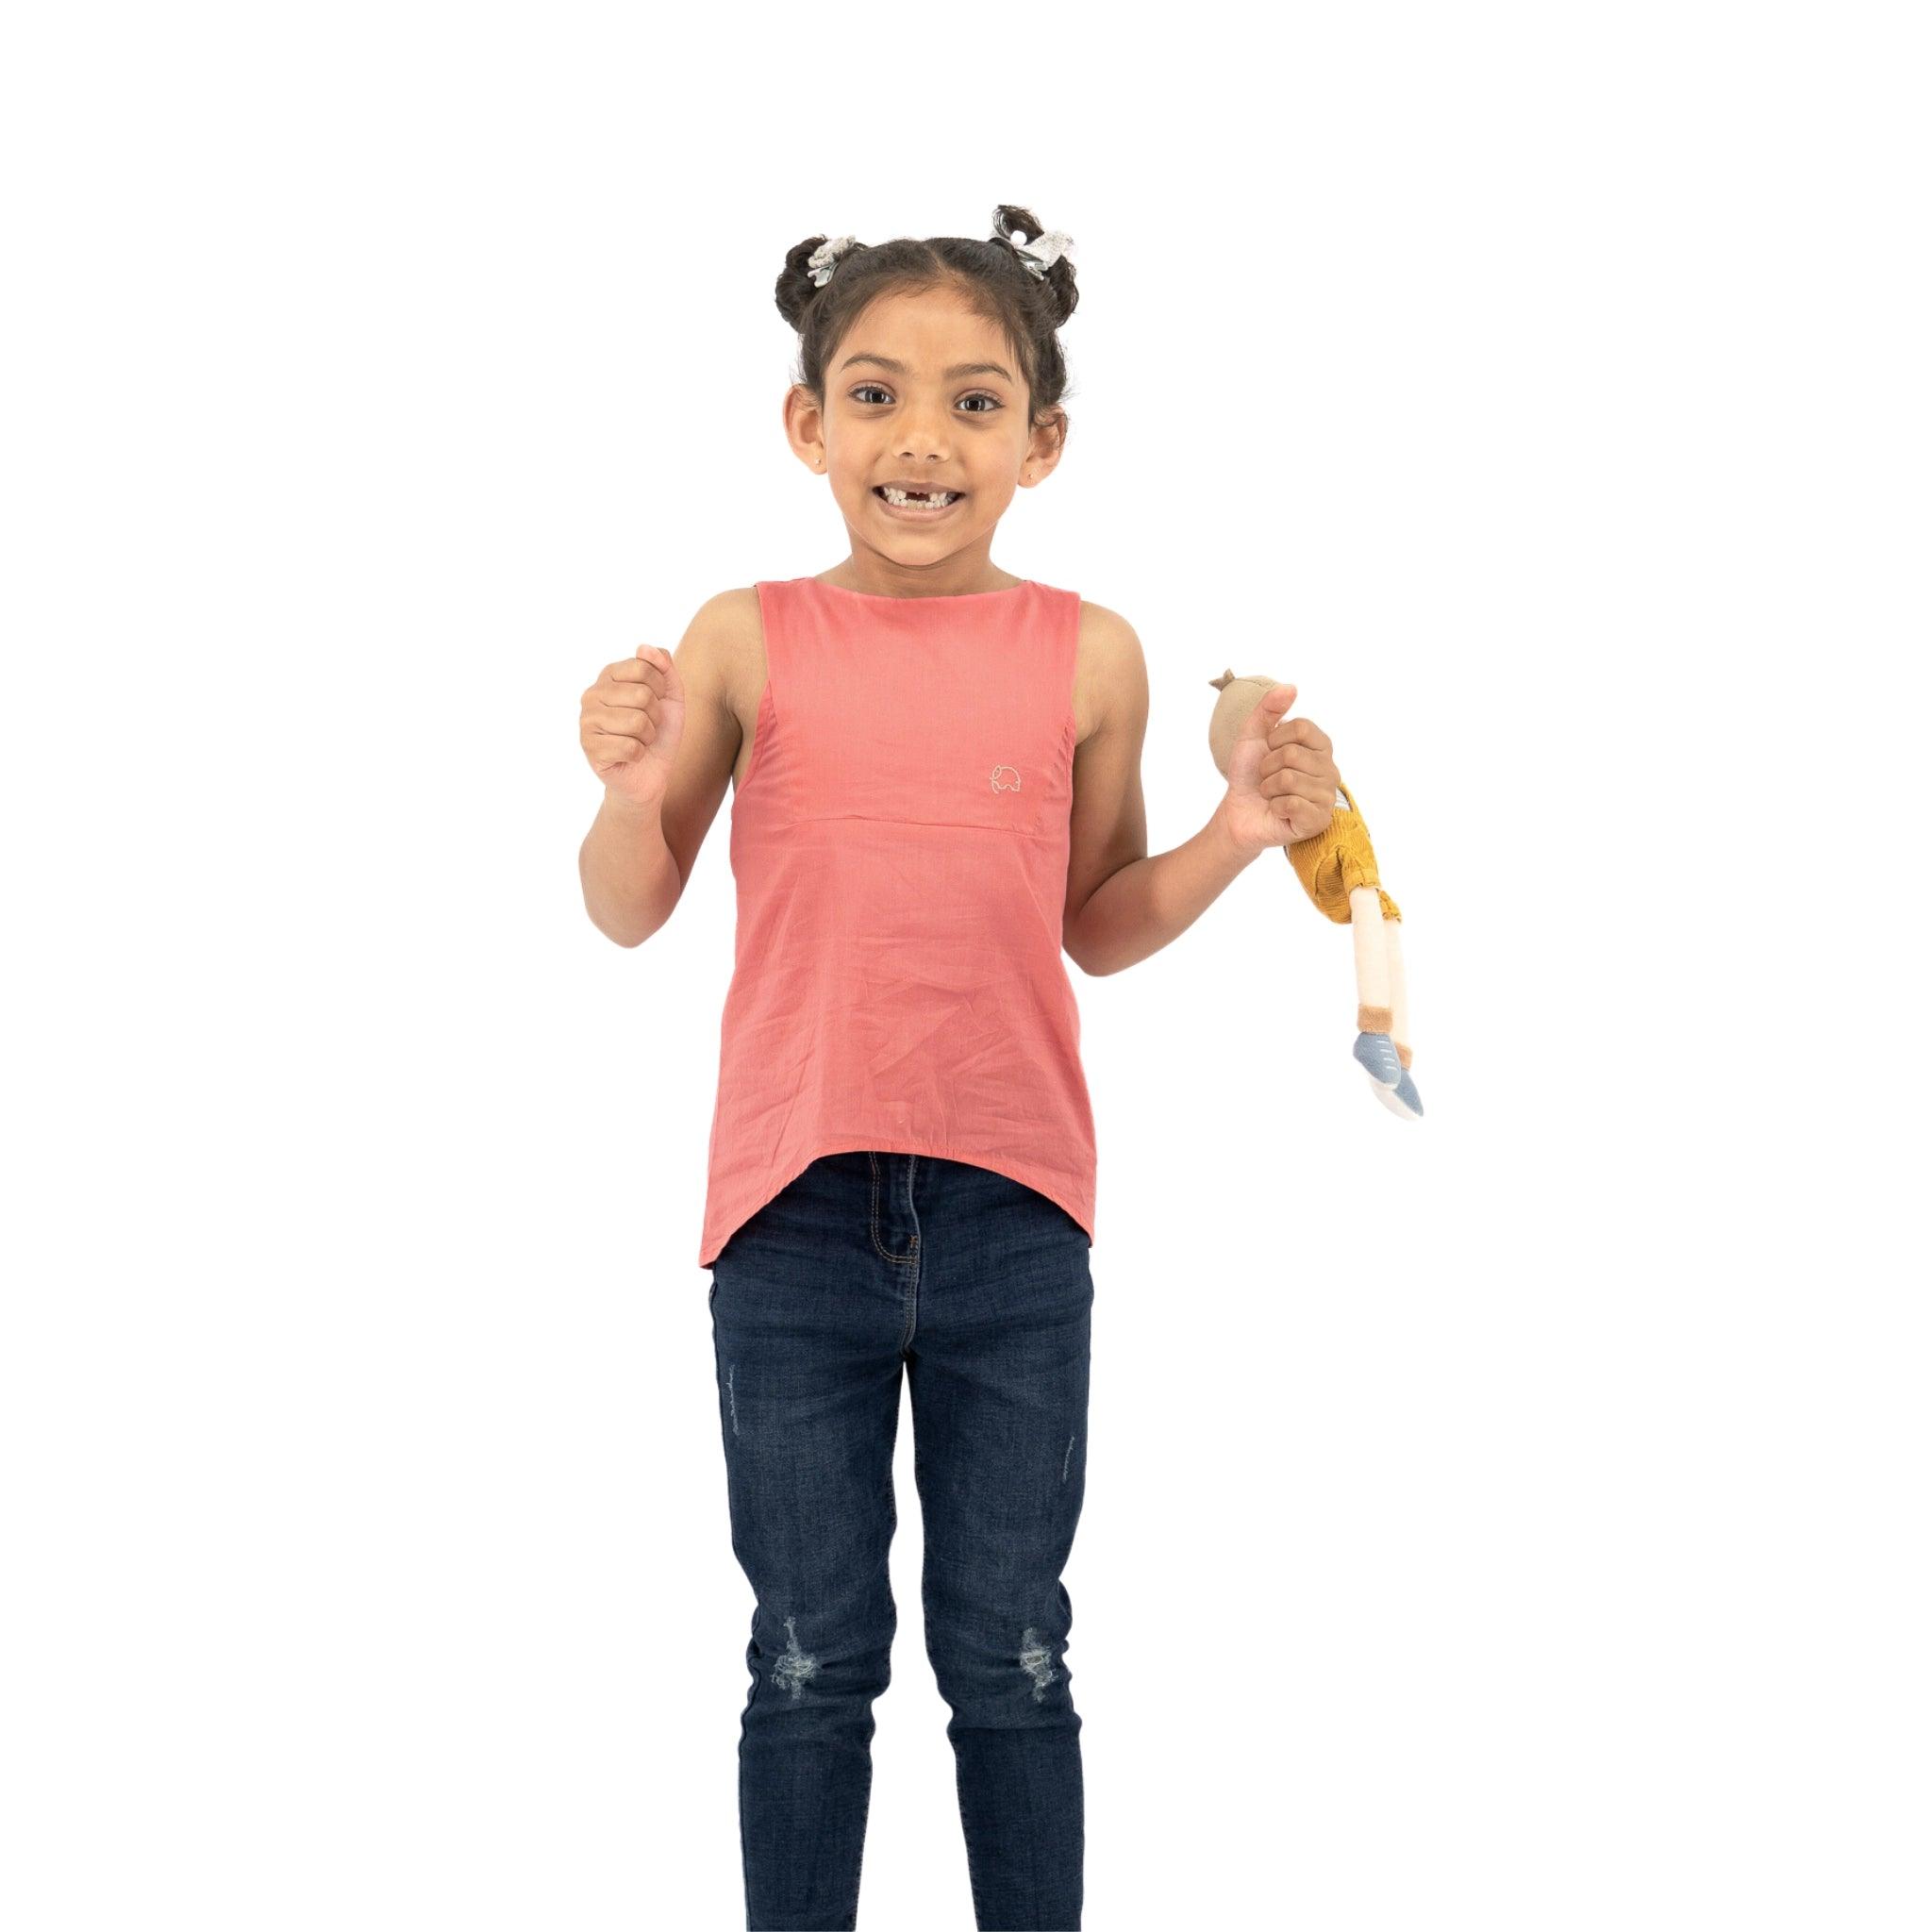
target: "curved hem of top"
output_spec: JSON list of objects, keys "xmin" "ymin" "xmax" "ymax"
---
[{"xmin": 698, "ymin": 1136, "xmax": 1095, "ymax": 1271}]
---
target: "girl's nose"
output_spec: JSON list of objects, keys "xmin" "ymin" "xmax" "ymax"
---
[{"xmin": 897, "ymin": 416, "xmax": 953, "ymax": 461}]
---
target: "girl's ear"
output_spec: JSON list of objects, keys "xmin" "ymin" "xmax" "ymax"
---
[
  {"xmin": 1024, "ymin": 415, "xmax": 1069, "ymax": 484},
  {"xmin": 781, "ymin": 383, "xmax": 829, "ymax": 472}
]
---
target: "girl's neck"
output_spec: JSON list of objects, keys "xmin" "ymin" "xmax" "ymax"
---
[{"xmin": 814, "ymin": 557, "xmax": 1025, "ymax": 600}]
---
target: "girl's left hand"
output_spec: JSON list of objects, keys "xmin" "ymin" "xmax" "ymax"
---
[{"xmin": 1219, "ymin": 684, "xmax": 1342, "ymax": 857}]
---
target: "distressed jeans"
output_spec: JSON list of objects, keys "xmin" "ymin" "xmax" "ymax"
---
[{"xmin": 705, "ymin": 1149, "xmax": 1093, "ymax": 1931}]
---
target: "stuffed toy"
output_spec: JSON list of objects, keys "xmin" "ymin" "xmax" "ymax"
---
[{"xmin": 1208, "ymin": 670, "xmax": 1423, "ymax": 1120}]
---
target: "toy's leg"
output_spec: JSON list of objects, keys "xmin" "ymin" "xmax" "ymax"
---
[
  {"xmin": 1374, "ymin": 916, "xmax": 1423, "ymax": 1119},
  {"xmin": 1349, "ymin": 889, "xmax": 1403, "ymax": 1087}
]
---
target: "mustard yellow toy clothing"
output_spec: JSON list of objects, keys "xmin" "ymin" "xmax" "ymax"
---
[{"xmin": 1291, "ymin": 779, "xmax": 1402, "ymax": 926}]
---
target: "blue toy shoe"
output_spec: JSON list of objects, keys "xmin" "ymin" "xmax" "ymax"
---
[
  {"xmin": 1353, "ymin": 1029, "xmax": 1403, "ymax": 1086},
  {"xmin": 1369, "ymin": 1066, "xmax": 1424, "ymax": 1119}
]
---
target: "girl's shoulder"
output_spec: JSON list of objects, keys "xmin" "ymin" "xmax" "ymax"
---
[
  {"xmin": 700, "ymin": 585, "xmax": 766, "ymax": 743},
  {"xmin": 1074, "ymin": 598, "xmax": 1145, "ymax": 751}
]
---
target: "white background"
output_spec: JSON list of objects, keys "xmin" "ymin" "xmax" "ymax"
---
[{"xmin": 5, "ymin": 3, "xmax": 1925, "ymax": 1926}]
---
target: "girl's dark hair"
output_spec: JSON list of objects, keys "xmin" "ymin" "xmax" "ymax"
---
[{"xmin": 775, "ymin": 205, "xmax": 1080, "ymax": 451}]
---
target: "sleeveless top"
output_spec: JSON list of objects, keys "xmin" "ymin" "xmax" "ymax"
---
[{"xmin": 697, "ymin": 575, "xmax": 1097, "ymax": 1267}]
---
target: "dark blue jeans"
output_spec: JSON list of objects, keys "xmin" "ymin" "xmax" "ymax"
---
[{"xmin": 706, "ymin": 1149, "xmax": 1093, "ymax": 1931}]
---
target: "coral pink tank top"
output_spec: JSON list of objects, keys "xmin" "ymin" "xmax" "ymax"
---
[{"xmin": 697, "ymin": 575, "xmax": 1097, "ymax": 1267}]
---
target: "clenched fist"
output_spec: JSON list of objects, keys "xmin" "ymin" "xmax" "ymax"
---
[
  {"xmin": 580, "ymin": 644, "xmax": 685, "ymax": 810},
  {"xmin": 1219, "ymin": 683, "xmax": 1342, "ymax": 857}
]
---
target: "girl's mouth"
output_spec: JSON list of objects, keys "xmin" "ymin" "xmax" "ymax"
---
[{"xmin": 874, "ymin": 485, "xmax": 965, "ymax": 519}]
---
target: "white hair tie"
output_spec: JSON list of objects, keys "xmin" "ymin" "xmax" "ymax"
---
[
  {"xmin": 807, "ymin": 235, "xmax": 858, "ymax": 287},
  {"xmin": 1007, "ymin": 225, "xmax": 1074, "ymax": 278}
]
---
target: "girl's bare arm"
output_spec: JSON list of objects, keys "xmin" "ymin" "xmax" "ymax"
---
[
  {"xmin": 578, "ymin": 593, "xmax": 746, "ymax": 947},
  {"xmin": 1063, "ymin": 605, "xmax": 1257, "ymax": 976}
]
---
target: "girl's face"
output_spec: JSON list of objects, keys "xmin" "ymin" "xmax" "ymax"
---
[{"xmin": 786, "ymin": 287, "xmax": 1064, "ymax": 577}]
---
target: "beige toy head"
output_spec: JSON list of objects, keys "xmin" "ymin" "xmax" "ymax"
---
[{"xmin": 1206, "ymin": 669, "xmax": 1280, "ymax": 779}]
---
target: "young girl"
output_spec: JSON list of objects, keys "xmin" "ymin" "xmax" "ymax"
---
[{"xmin": 576, "ymin": 206, "xmax": 1341, "ymax": 1931}]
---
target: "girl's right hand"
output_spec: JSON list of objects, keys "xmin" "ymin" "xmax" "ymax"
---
[{"xmin": 580, "ymin": 644, "xmax": 684, "ymax": 809}]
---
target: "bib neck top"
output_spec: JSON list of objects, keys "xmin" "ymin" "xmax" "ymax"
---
[{"xmin": 697, "ymin": 574, "xmax": 1097, "ymax": 1266}]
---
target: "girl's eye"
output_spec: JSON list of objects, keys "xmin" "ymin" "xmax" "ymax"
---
[{"xmin": 850, "ymin": 384, "xmax": 1001, "ymax": 415}]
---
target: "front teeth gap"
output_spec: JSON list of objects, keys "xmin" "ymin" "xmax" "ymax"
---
[{"xmin": 879, "ymin": 486, "xmax": 958, "ymax": 507}]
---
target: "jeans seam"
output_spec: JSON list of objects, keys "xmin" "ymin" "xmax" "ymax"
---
[
  {"xmin": 899, "ymin": 1156, "xmax": 922, "ymax": 1352},
  {"xmin": 867, "ymin": 1150, "xmax": 919, "ymax": 1266}
]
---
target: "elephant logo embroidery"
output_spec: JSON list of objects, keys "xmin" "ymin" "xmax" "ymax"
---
[{"xmin": 990, "ymin": 763, "xmax": 1022, "ymax": 793}]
